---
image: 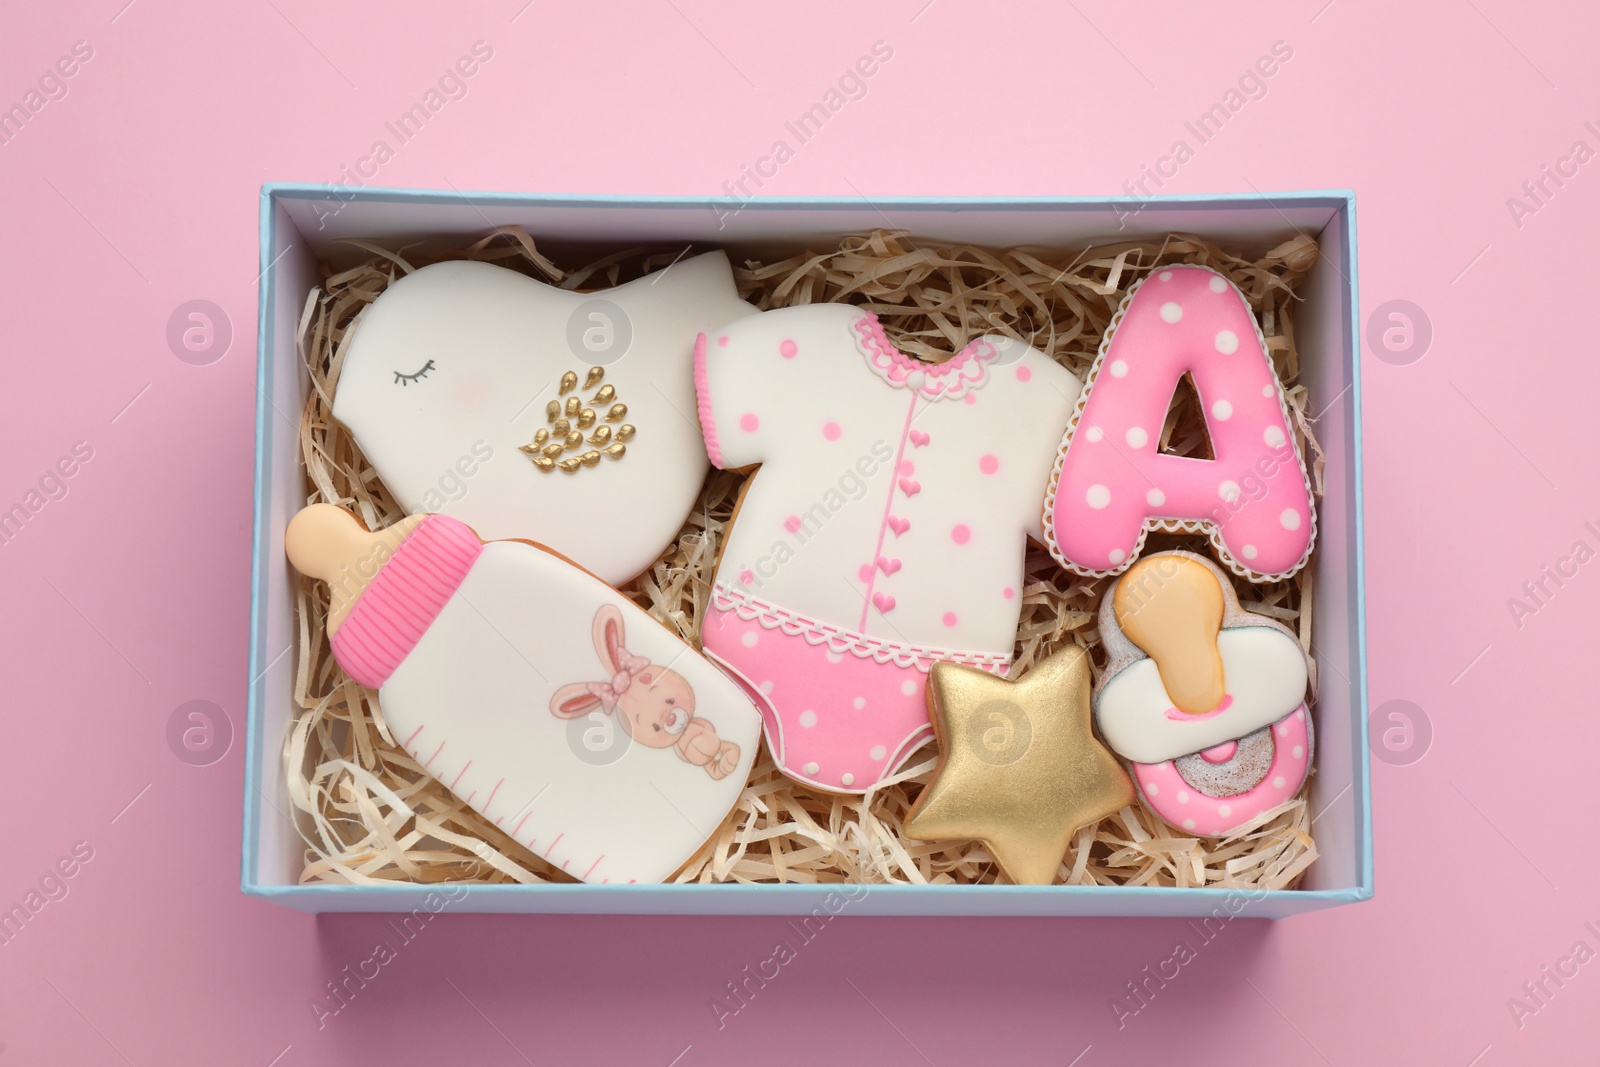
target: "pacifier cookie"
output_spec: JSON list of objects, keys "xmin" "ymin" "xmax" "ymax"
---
[
  {"xmin": 285, "ymin": 504, "xmax": 761, "ymax": 883},
  {"xmin": 1093, "ymin": 551, "xmax": 1312, "ymax": 837},
  {"xmin": 692, "ymin": 303, "xmax": 1081, "ymax": 793},
  {"xmin": 1044, "ymin": 265, "xmax": 1316, "ymax": 582},
  {"xmin": 332, "ymin": 251, "xmax": 756, "ymax": 585}
]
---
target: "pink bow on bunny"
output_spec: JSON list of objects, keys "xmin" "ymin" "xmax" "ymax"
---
[{"xmin": 585, "ymin": 647, "xmax": 652, "ymax": 712}]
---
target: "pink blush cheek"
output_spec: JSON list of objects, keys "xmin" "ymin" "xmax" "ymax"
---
[
  {"xmin": 823, "ymin": 421, "xmax": 841, "ymax": 441},
  {"xmin": 779, "ymin": 339, "xmax": 798, "ymax": 358},
  {"xmin": 446, "ymin": 374, "xmax": 496, "ymax": 412},
  {"xmin": 740, "ymin": 413, "xmax": 760, "ymax": 432}
]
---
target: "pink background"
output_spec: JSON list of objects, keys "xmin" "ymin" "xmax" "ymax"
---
[{"xmin": 2, "ymin": 0, "xmax": 1595, "ymax": 1062}]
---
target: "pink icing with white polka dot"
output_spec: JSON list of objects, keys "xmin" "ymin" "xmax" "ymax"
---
[
  {"xmin": 1134, "ymin": 706, "xmax": 1310, "ymax": 837},
  {"xmin": 702, "ymin": 596, "xmax": 1005, "ymax": 792},
  {"xmin": 1044, "ymin": 266, "xmax": 1315, "ymax": 581}
]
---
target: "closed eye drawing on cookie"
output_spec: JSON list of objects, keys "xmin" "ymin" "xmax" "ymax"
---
[{"xmin": 393, "ymin": 359, "xmax": 436, "ymax": 386}]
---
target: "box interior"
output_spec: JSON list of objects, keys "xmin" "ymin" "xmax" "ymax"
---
[{"xmin": 246, "ymin": 188, "xmax": 1369, "ymax": 916}]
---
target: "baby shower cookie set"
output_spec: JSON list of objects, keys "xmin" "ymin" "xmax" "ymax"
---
[{"xmin": 285, "ymin": 229, "xmax": 1326, "ymax": 891}]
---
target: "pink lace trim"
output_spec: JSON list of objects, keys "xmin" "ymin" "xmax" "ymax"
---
[
  {"xmin": 851, "ymin": 312, "xmax": 997, "ymax": 401},
  {"xmin": 709, "ymin": 583, "xmax": 1011, "ymax": 674}
]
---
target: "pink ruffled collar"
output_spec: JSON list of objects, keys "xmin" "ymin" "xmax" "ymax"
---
[{"xmin": 851, "ymin": 312, "xmax": 997, "ymax": 401}]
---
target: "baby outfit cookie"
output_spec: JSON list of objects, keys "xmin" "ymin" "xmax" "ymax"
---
[
  {"xmin": 333, "ymin": 252, "xmax": 756, "ymax": 586},
  {"xmin": 1093, "ymin": 551, "xmax": 1313, "ymax": 837},
  {"xmin": 1043, "ymin": 265, "xmax": 1316, "ymax": 582},
  {"xmin": 693, "ymin": 304, "xmax": 1081, "ymax": 792},
  {"xmin": 285, "ymin": 504, "xmax": 761, "ymax": 884}
]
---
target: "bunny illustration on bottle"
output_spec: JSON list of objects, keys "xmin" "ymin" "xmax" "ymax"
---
[{"xmin": 551, "ymin": 606, "xmax": 741, "ymax": 780}]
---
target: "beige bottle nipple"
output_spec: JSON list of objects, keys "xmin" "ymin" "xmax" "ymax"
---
[
  {"xmin": 285, "ymin": 504, "xmax": 425, "ymax": 635},
  {"xmin": 1111, "ymin": 555, "xmax": 1226, "ymax": 714}
]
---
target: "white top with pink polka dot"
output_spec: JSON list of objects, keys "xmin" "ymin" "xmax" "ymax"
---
[{"xmin": 695, "ymin": 303, "xmax": 1080, "ymax": 661}]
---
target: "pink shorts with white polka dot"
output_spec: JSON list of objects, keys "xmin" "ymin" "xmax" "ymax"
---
[{"xmin": 702, "ymin": 603, "xmax": 1005, "ymax": 793}]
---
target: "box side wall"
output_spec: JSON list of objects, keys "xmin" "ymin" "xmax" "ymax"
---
[
  {"xmin": 243, "ymin": 194, "xmax": 319, "ymax": 892},
  {"xmin": 272, "ymin": 187, "xmax": 1345, "ymax": 267},
  {"xmin": 246, "ymin": 883, "xmax": 1361, "ymax": 918},
  {"xmin": 1292, "ymin": 200, "xmax": 1372, "ymax": 895}
]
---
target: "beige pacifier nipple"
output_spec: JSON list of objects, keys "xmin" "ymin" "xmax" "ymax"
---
[
  {"xmin": 1111, "ymin": 554, "xmax": 1226, "ymax": 714},
  {"xmin": 285, "ymin": 504, "xmax": 425, "ymax": 635}
]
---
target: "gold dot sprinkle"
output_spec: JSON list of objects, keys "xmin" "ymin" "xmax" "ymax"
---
[{"xmin": 528, "ymin": 373, "xmax": 636, "ymax": 477}]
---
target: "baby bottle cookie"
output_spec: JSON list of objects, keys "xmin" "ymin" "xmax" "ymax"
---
[
  {"xmin": 1093, "ymin": 551, "xmax": 1312, "ymax": 837},
  {"xmin": 285, "ymin": 504, "xmax": 761, "ymax": 883},
  {"xmin": 332, "ymin": 251, "xmax": 756, "ymax": 585}
]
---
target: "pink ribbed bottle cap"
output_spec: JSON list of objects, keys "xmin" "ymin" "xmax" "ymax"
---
[{"xmin": 329, "ymin": 514, "xmax": 482, "ymax": 688}]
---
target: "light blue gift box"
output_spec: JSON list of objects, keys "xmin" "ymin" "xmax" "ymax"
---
[{"xmin": 245, "ymin": 184, "xmax": 1370, "ymax": 917}]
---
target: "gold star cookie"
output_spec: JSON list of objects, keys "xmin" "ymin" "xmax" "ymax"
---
[{"xmin": 905, "ymin": 644, "xmax": 1133, "ymax": 886}]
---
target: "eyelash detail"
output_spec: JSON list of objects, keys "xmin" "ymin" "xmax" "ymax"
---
[{"xmin": 393, "ymin": 360, "xmax": 436, "ymax": 386}]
